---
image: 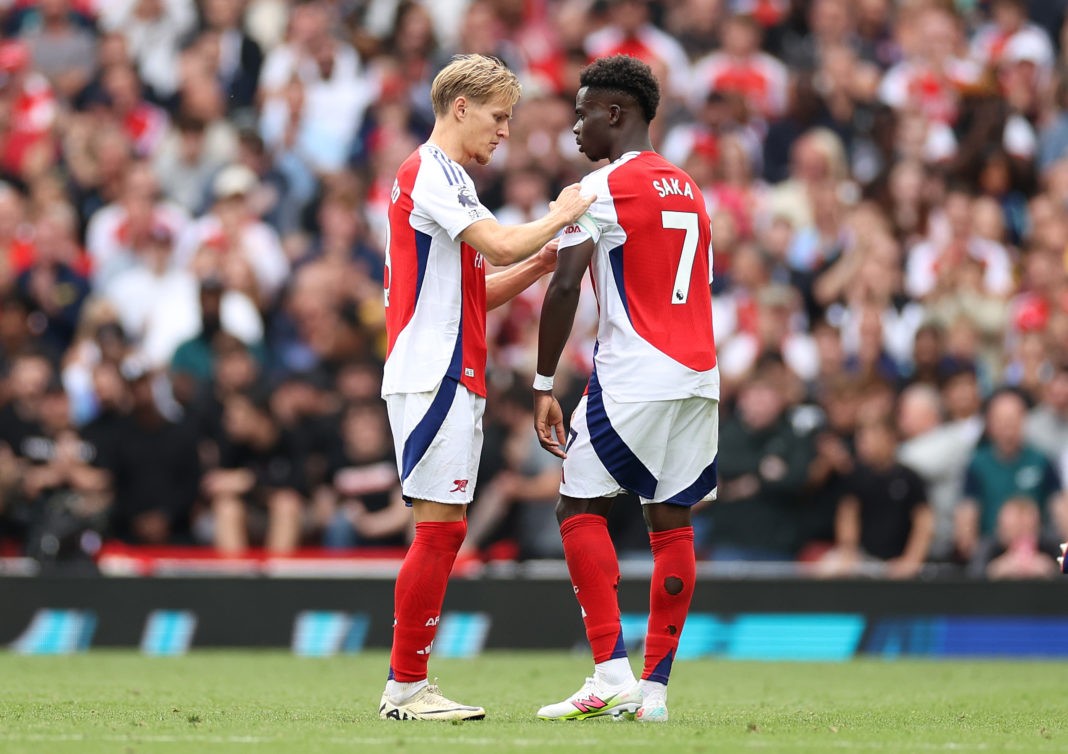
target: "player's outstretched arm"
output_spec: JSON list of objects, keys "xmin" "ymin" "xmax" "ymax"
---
[
  {"xmin": 486, "ymin": 239, "xmax": 558, "ymax": 311},
  {"xmin": 460, "ymin": 184, "xmax": 594, "ymax": 266},
  {"xmin": 533, "ymin": 236, "xmax": 596, "ymax": 457}
]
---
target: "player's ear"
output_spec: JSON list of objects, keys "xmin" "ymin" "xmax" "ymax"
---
[
  {"xmin": 608, "ymin": 104, "xmax": 622, "ymax": 125},
  {"xmin": 453, "ymin": 96, "xmax": 468, "ymax": 120}
]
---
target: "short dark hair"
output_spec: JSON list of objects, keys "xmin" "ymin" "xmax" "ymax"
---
[{"xmin": 579, "ymin": 54, "xmax": 660, "ymax": 123}]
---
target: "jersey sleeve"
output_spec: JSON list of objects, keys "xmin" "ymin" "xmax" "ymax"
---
[
  {"xmin": 411, "ymin": 160, "xmax": 494, "ymax": 241},
  {"xmin": 558, "ymin": 172, "xmax": 609, "ymax": 251}
]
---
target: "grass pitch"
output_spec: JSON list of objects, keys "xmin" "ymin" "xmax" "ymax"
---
[{"xmin": 1, "ymin": 651, "xmax": 1066, "ymax": 754}]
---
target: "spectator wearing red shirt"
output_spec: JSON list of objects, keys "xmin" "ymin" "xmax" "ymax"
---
[
  {"xmin": 0, "ymin": 39, "xmax": 56, "ymax": 178},
  {"xmin": 692, "ymin": 14, "xmax": 789, "ymax": 120}
]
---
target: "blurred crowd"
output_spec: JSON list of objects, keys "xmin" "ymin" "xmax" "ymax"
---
[{"xmin": 0, "ymin": 0, "xmax": 1065, "ymax": 579}]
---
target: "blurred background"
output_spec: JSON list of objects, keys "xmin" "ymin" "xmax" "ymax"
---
[{"xmin": 0, "ymin": 0, "xmax": 1064, "ymax": 585}]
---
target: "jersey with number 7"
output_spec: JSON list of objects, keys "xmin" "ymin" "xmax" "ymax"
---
[{"xmin": 558, "ymin": 150, "xmax": 719, "ymax": 403}]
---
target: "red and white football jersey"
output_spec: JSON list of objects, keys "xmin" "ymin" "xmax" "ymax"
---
[
  {"xmin": 584, "ymin": 24, "xmax": 692, "ymax": 99},
  {"xmin": 558, "ymin": 151, "xmax": 719, "ymax": 403},
  {"xmin": 383, "ymin": 143, "xmax": 495, "ymax": 398},
  {"xmin": 691, "ymin": 51, "xmax": 788, "ymax": 118}
]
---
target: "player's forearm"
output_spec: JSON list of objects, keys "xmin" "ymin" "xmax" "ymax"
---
[
  {"xmin": 486, "ymin": 255, "xmax": 550, "ymax": 311},
  {"xmin": 537, "ymin": 278, "xmax": 581, "ymax": 377},
  {"xmin": 466, "ymin": 214, "xmax": 569, "ymax": 267}
]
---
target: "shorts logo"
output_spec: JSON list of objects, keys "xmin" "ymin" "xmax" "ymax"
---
[{"xmin": 451, "ymin": 479, "xmax": 469, "ymax": 493}]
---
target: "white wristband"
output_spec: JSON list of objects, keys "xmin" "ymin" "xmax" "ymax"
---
[{"xmin": 532, "ymin": 373, "xmax": 555, "ymax": 391}]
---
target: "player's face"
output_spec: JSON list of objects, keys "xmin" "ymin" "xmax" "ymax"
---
[
  {"xmin": 462, "ymin": 97, "xmax": 513, "ymax": 165},
  {"xmin": 572, "ymin": 87, "xmax": 611, "ymax": 161}
]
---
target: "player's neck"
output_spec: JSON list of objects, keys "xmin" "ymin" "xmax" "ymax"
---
[
  {"xmin": 427, "ymin": 124, "xmax": 468, "ymax": 165},
  {"xmin": 609, "ymin": 134, "xmax": 654, "ymax": 162}
]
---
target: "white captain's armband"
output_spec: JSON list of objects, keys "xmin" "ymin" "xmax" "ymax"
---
[
  {"xmin": 561, "ymin": 212, "xmax": 599, "ymax": 244},
  {"xmin": 576, "ymin": 211, "xmax": 599, "ymax": 238}
]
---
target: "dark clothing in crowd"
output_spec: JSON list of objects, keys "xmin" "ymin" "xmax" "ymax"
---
[
  {"xmin": 704, "ymin": 414, "xmax": 815, "ymax": 559},
  {"xmin": 108, "ymin": 413, "xmax": 200, "ymax": 543},
  {"xmin": 842, "ymin": 462, "xmax": 927, "ymax": 560},
  {"xmin": 219, "ymin": 430, "xmax": 307, "ymax": 501}
]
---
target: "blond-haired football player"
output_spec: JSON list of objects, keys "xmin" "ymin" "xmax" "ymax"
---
[{"xmin": 378, "ymin": 54, "xmax": 594, "ymax": 721}]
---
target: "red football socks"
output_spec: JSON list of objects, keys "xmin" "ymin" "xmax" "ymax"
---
[
  {"xmin": 388, "ymin": 519, "xmax": 466, "ymax": 682},
  {"xmin": 560, "ymin": 513, "xmax": 627, "ymax": 663},
  {"xmin": 643, "ymin": 526, "xmax": 696, "ymax": 685}
]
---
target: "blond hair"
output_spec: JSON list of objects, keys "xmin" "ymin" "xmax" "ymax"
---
[{"xmin": 430, "ymin": 54, "xmax": 521, "ymax": 117}]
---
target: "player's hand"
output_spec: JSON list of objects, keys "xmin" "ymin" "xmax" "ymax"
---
[
  {"xmin": 550, "ymin": 183, "xmax": 596, "ymax": 224},
  {"xmin": 534, "ymin": 391, "xmax": 567, "ymax": 459},
  {"xmin": 533, "ymin": 238, "xmax": 560, "ymax": 276}
]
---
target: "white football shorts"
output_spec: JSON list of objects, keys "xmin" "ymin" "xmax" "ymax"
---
[
  {"xmin": 385, "ymin": 378, "xmax": 485, "ymax": 505},
  {"xmin": 560, "ymin": 376, "xmax": 719, "ymax": 506}
]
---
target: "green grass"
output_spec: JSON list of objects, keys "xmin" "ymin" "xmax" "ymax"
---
[{"xmin": 0, "ymin": 651, "xmax": 1066, "ymax": 753}]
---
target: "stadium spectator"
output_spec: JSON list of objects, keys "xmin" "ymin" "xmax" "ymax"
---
[
  {"xmin": 897, "ymin": 381, "xmax": 982, "ymax": 561},
  {"xmin": 1, "ymin": 359, "xmax": 109, "ymax": 559},
  {"xmin": 18, "ymin": 0, "xmax": 97, "ymax": 101},
  {"xmin": 168, "ymin": 276, "xmax": 262, "ymax": 401},
  {"xmin": 584, "ymin": 0, "xmax": 692, "ymax": 103},
  {"xmin": 97, "ymin": 61, "xmax": 169, "ymax": 158},
  {"xmin": 176, "ymin": 163, "xmax": 289, "ymax": 308},
  {"xmin": 691, "ymin": 13, "xmax": 788, "ymax": 119},
  {"xmin": 968, "ymin": 495, "xmax": 1061, "ymax": 579},
  {"xmin": 317, "ymin": 400, "xmax": 407, "ymax": 549},
  {"xmin": 955, "ymin": 389, "xmax": 1063, "ymax": 561},
  {"xmin": 59, "ymin": 298, "xmax": 128, "ymax": 424},
  {"xmin": 819, "ymin": 415, "xmax": 933, "ymax": 577},
  {"xmin": 107, "ymin": 360, "xmax": 199, "ymax": 545},
  {"xmin": 98, "ymin": 0, "xmax": 196, "ymax": 101},
  {"xmin": 204, "ymin": 386, "xmax": 305, "ymax": 554},
  {"xmin": 16, "ymin": 202, "xmax": 90, "ymax": 354},
  {"xmin": 1025, "ymin": 360, "xmax": 1068, "ymax": 485},
  {"xmin": 0, "ymin": 38, "xmax": 57, "ymax": 179},
  {"xmin": 85, "ymin": 160, "xmax": 189, "ymax": 290},
  {"xmin": 905, "ymin": 186, "xmax": 1014, "ymax": 301},
  {"xmin": 704, "ymin": 363, "xmax": 814, "ymax": 561},
  {"xmin": 801, "ymin": 376, "xmax": 860, "ymax": 553},
  {"xmin": 258, "ymin": 0, "xmax": 374, "ymax": 177},
  {"xmin": 198, "ymin": 0, "xmax": 264, "ymax": 115},
  {"xmin": 878, "ymin": 3, "xmax": 981, "ymax": 127},
  {"xmin": 152, "ymin": 115, "xmax": 236, "ymax": 215},
  {"xmin": 266, "ymin": 368, "xmax": 334, "ymax": 480}
]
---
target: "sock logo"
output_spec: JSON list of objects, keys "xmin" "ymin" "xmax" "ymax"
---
[
  {"xmin": 425, "ymin": 616, "xmax": 440, "ymax": 627},
  {"xmin": 416, "ymin": 641, "xmax": 434, "ymax": 655},
  {"xmin": 451, "ymin": 479, "xmax": 469, "ymax": 493}
]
